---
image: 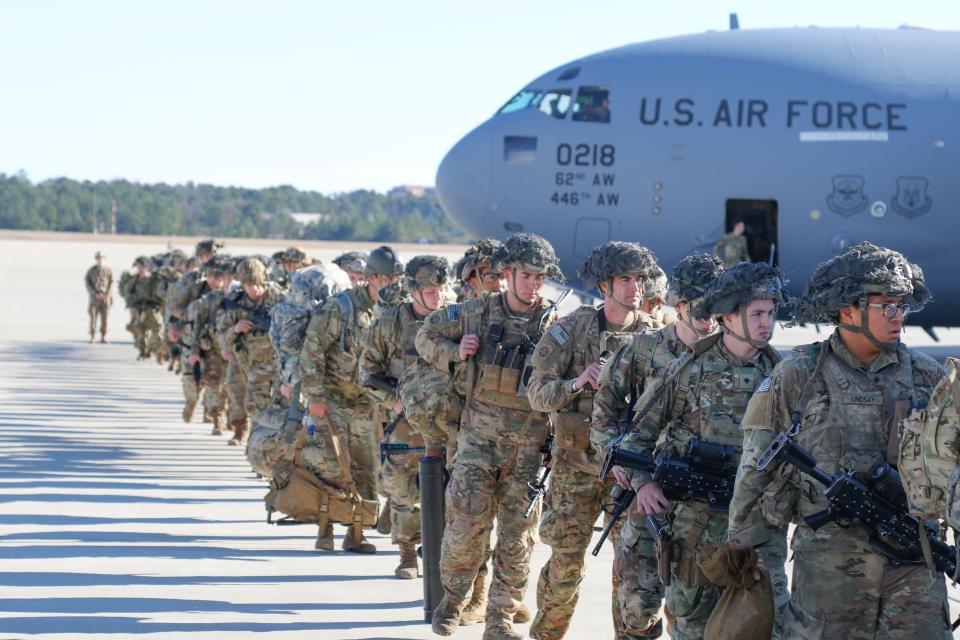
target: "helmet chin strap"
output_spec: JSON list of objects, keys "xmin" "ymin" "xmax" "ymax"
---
[
  {"xmin": 722, "ymin": 306, "xmax": 770, "ymax": 349},
  {"xmin": 838, "ymin": 297, "xmax": 898, "ymax": 351},
  {"xmin": 508, "ymin": 271, "xmax": 539, "ymax": 309},
  {"xmin": 603, "ymin": 279, "xmax": 641, "ymax": 313},
  {"xmin": 677, "ymin": 304, "xmax": 712, "ymax": 338}
]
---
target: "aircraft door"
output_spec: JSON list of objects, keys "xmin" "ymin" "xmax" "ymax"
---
[{"xmin": 725, "ymin": 199, "xmax": 778, "ymax": 266}]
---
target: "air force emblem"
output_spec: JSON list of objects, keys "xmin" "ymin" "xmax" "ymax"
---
[
  {"xmin": 891, "ymin": 176, "xmax": 932, "ymax": 219},
  {"xmin": 826, "ymin": 175, "xmax": 868, "ymax": 217}
]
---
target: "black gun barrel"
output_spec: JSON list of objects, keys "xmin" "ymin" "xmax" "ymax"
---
[
  {"xmin": 365, "ymin": 374, "xmax": 399, "ymax": 396},
  {"xmin": 591, "ymin": 486, "xmax": 635, "ymax": 556}
]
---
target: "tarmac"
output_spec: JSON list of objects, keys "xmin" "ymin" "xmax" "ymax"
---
[{"xmin": 1, "ymin": 231, "xmax": 958, "ymax": 638}]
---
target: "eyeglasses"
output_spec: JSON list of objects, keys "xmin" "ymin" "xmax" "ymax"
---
[
  {"xmin": 865, "ymin": 302, "xmax": 911, "ymax": 319},
  {"xmin": 481, "ymin": 272, "xmax": 503, "ymax": 283}
]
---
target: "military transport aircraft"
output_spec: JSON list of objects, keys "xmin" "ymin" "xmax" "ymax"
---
[{"xmin": 435, "ymin": 25, "xmax": 960, "ymax": 328}]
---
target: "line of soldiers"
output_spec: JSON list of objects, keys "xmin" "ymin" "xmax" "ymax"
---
[{"xmin": 103, "ymin": 233, "xmax": 954, "ymax": 640}]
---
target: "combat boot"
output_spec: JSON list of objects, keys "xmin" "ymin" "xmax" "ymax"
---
[
  {"xmin": 376, "ymin": 501, "xmax": 392, "ymax": 535},
  {"xmin": 89, "ymin": 334, "xmax": 95, "ymax": 344},
  {"xmin": 210, "ymin": 412, "xmax": 225, "ymax": 436},
  {"xmin": 482, "ymin": 619, "xmax": 523, "ymax": 640},
  {"xmin": 99, "ymin": 334, "xmax": 108, "ymax": 344},
  {"xmin": 182, "ymin": 400, "xmax": 197, "ymax": 423},
  {"xmin": 315, "ymin": 524, "xmax": 334, "ymax": 551},
  {"xmin": 342, "ymin": 525, "xmax": 376, "ymax": 554},
  {"xmin": 228, "ymin": 420, "xmax": 248, "ymax": 446},
  {"xmin": 167, "ymin": 359, "xmax": 175, "ymax": 371},
  {"xmin": 431, "ymin": 594, "xmax": 465, "ymax": 636},
  {"xmin": 203, "ymin": 409, "xmax": 211, "ymax": 423},
  {"xmin": 459, "ymin": 570, "xmax": 487, "ymax": 625},
  {"xmin": 394, "ymin": 542, "xmax": 419, "ymax": 579}
]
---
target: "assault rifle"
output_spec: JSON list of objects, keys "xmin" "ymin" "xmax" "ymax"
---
[
  {"xmin": 221, "ymin": 298, "xmax": 271, "ymax": 332},
  {"xmin": 599, "ymin": 438, "xmax": 738, "ymax": 510},
  {"xmin": 592, "ymin": 484, "xmax": 635, "ymax": 556},
  {"xmin": 364, "ymin": 373, "xmax": 399, "ymax": 396},
  {"xmin": 524, "ymin": 431, "xmax": 555, "ymax": 518},
  {"xmin": 757, "ymin": 432, "xmax": 958, "ymax": 578}
]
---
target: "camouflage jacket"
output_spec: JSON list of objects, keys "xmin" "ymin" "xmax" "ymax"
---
[
  {"xmin": 621, "ymin": 332, "xmax": 780, "ymax": 491},
  {"xmin": 188, "ymin": 288, "xmax": 225, "ymax": 355},
  {"xmin": 527, "ymin": 304, "xmax": 660, "ymax": 474},
  {"xmin": 84, "ymin": 265, "xmax": 112, "ymax": 300},
  {"xmin": 217, "ymin": 283, "xmax": 284, "ymax": 360},
  {"xmin": 299, "ymin": 285, "xmax": 376, "ymax": 406},
  {"xmin": 359, "ymin": 302, "xmax": 426, "ymax": 407},
  {"xmin": 729, "ymin": 330, "xmax": 942, "ymax": 555},
  {"xmin": 165, "ymin": 270, "xmax": 204, "ymax": 329},
  {"xmin": 127, "ymin": 274, "xmax": 163, "ymax": 310},
  {"xmin": 415, "ymin": 290, "xmax": 556, "ymax": 413},
  {"xmin": 590, "ymin": 321, "xmax": 686, "ymax": 453},
  {"xmin": 714, "ymin": 232, "xmax": 750, "ymax": 268}
]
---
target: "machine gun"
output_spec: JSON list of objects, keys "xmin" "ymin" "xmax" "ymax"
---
[
  {"xmin": 591, "ymin": 484, "xmax": 636, "ymax": 556},
  {"xmin": 523, "ymin": 431, "xmax": 555, "ymax": 518},
  {"xmin": 599, "ymin": 438, "xmax": 739, "ymax": 510},
  {"xmin": 364, "ymin": 373, "xmax": 399, "ymax": 396},
  {"xmin": 757, "ymin": 432, "xmax": 957, "ymax": 577}
]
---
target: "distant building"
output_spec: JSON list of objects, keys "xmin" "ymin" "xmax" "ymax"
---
[
  {"xmin": 288, "ymin": 212, "xmax": 331, "ymax": 227},
  {"xmin": 388, "ymin": 185, "xmax": 436, "ymax": 198}
]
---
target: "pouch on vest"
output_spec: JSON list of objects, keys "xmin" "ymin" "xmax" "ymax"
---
[
  {"xmin": 498, "ymin": 347, "xmax": 523, "ymax": 394},
  {"xmin": 674, "ymin": 510, "xmax": 713, "ymax": 588},
  {"xmin": 554, "ymin": 411, "xmax": 591, "ymax": 452}
]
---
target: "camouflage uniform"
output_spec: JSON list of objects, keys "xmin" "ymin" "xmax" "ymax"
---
[
  {"xmin": 219, "ymin": 259, "xmax": 284, "ymax": 439},
  {"xmin": 730, "ymin": 242, "xmax": 950, "ymax": 639},
  {"xmin": 125, "ymin": 259, "xmax": 163, "ymax": 359},
  {"xmin": 591, "ymin": 253, "xmax": 724, "ymax": 640},
  {"xmin": 619, "ymin": 263, "xmax": 787, "ymax": 640},
  {"xmin": 84, "ymin": 258, "xmax": 112, "ymax": 341},
  {"xmin": 526, "ymin": 241, "xmax": 661, "ymax": 640},
  {"xmin": 416, "ymin": 233, "xmax": 564, "ymax": 639},
  {"xmin": 169, "ymin": 269, "xmax": 209, "ymax": 421},
  {"xmin": 713, "ymin": 231, "xmax": 750, "ymax": 268},
  {"xmin": 187, "ymin": 258, "xmax": 232, "ymax": 435}
]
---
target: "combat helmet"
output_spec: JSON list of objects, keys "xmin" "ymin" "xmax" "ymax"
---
[
  {"xmin": 643, "ymin": 265, "xmax": 668, "ymax": 303},
  {"xmin": 282, "ymin": 246, "xmax": 309, "ymax": 265},
  {"xmin": 133, "ymin": 255, "xmax": 150, "ymax": 268},
  {"xmin": 364, "ymin": 245, "xmax": 403, "ymax": 277},
  {"xmin": 694, "ymin": 262, "xmax": 787, "ymax": 348},
  {"xmin": 195, "ymin": 238, "xmax": 222, "ymax": 257},
  {"xmin": 201, "ymin": 255, "xmax": 231, "ymax": 278},
  {"xmin": 578, "ymin": 241, "xmax": 659, "ymax": 291},
  {"xmin": 332, "ymin": 251, "xmax": 367, "ymax": 274},
  {"xmin": 793, "ymin": 241, "xmax": 928, "ymax": 349},
  {"xmin": 404, "ymin": 255, "xmax": 449, "ymax": 291},
  {"xmin": 236, "ymin": 257, "xmax": 267, "ymax": 285},
  {"xmin": 494, "ymin": 232, "xmax": 564, "ymax": 282},
  {"xmin": 666, "ymin": 254, "xmax": 725, "ymax": 306},
  {"xmin": 454, "ymin": 238, "xmax": 505, "ymax": 283}
]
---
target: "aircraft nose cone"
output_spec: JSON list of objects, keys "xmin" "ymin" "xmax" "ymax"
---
[{"xmin": 436, "ymin": 127, "xmax": 491, "ymax": 235}]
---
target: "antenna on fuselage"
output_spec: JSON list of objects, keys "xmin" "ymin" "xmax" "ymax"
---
[{"xmin": 729, "ymin": 13, "xmax": 740, "ymax": 30}]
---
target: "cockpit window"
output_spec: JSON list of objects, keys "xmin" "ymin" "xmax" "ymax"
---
[
  {"xmin": 572, "ymin": 86, "xmax": 610, "ymax": 123},
  {"xmin": 499, "ymin": 89, "xmax": 543, "ymax": 115},
  {"xmin": 557, "ymin": 66, "xmax": 581, "ymax": 81},
  {"xmin": 538, "ymin": 89, "xmax": 572, "ymax": 119}
]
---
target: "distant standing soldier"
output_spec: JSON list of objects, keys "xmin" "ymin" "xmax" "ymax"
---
[
  {"xmin": 360, "ymin": 255, "xmax": 449, "ymax": 578},
  {"xmin": 729, "ymin": 242, "xmax": 949, "ymax": 639},
  {"xmin": 332, "ymin": 251, "xmax": 368, "ymax": 287},
  {"xmin": 713, "ymin": 220, "xmax": 750, "ymax": 267},
  {"xmin": 620, "ymin": 262, "xmax": 787, "ymax": 640},
  {"xmin": 300, "ymin": 245, "xmax": 403, "ymax": 553},
  {"xmin": 526, "ymin": 242, "xmax": 661, "ymax": 640},
  {"xmin": 416, "ymin": 233, "xmax": 563, "ymax": 640},
  {"xmin": 85, "ymin": 251, "xmax": 113, "ymax": 343},
  {"xmin": 218, "ymin": 258, "xmax": 284, "ymax": 443},
  {"xmin": 591, "ymin": 253, "xmax": 724, "ymax": 639}
]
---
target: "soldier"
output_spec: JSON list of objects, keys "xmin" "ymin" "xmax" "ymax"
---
[
  {"xmin": 728, "ymin": 242, "xmax": 950, "ymax": 639},
  {"xmin": 332, "ymin": 251, "xmax": 368, "ymax": 287},
  {"xmin": 280, "ymin": 246, "xmax": 309, "ymax": 274},
  {"xmin": 454, "ymin": 238, "xmax": 506, "ymax": 300},
  {"xmin": 416, "ymin": 233, "xmax": 564, "ymax": 640},
  {"xmin": 360, "ymin": 255, "xmax": 449, "ymax": 578},
  {"xmin": 591, "ymin": 253, "xmax": 724, "ymax": 639},
  {"xmin": 526, "ymin": 242, "xmax": 662, "ymax": 640},
  {"xmin": 300, "ymin": 245, "xmax": 403, "ymax": 553},
  {"xmin": 619, "ymin": 262, "xmax": 787, "ymax": 640},
  {"xmin": 713, "ymin": 221, "xmax": 750, "ymax": 268},
  {"xmin": 126, "ymin": 256, "xmax": 163, "ymax": 360},
  {"xmin": 85, "ymin": 251, "xmax": 113, "ymax": 343},
  {"xmin": 640, "ymin": 264, "xmax": 671, "ymax": 327},
  {"xmin": 187, "ymin": 256, "xmax": 232, "ymax": 436},
  {"xmin": 218, "ymin": 259, "xmax": 250, "ymax": 440},
  {"xmin": 218, "ymin": 258, "xmax": 284, "ymax": 444}
]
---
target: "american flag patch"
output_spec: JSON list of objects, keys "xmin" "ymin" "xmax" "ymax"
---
[
  {"xmin": 548, "ymin": 324, "xmax": 570, "ymax": 345},
  {"xmin": 756, "ymin": 377, "xmax": 772, "ymax": 393}
]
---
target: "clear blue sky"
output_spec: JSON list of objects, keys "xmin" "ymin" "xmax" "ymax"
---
[{"xmin": 1, "ymin": 1, "xmax": 957, "ymax": 194}]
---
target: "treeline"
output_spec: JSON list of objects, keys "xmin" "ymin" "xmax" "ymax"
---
[{"xmin": 0, "ymin": 173, "xmax": 463, "ymax": 243}]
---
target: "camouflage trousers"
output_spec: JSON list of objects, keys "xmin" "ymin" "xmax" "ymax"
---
[
  {"xmin": 199, "ymin": 350, "xmax": 226, "ymax": 415},
  {"xmin": 531, "ymin": 461, "xmax": 621, "ymax": 640},
  {"xmin": 783, "ymin": 547, "xmax": 949, "ymax": 639},
  {"xmin": 88, "ymin": 299, "xmax": 109, "ymax": 337},
  {"xmin": 225, "ymin": 357, "xmax": 248, "ymax": 425},
  {"xmin": 662, "ymin": 501, "xmax": 789, "ymax": 640},
  {"xmin": 614, "ymin": 506, "xmax": 664, "ymax": 639},
  {"xmin": 180, "ymin": 349, "xmax": 199, "ymax": 411},
  {"xmin": 381, "ymin": 417, "xmax": 424, "ymax": 544},
  {"xmin": 135, "ymin": 307, "xmax": 162, "ymax": 356},
  {"xmin": 303, "ymin": 394, "xmax": 379, "ymax": 501},
  {"xmin": 238, "ymin": 339, "xmax": 275, "ymax": 426},
  {"xmin": 441, "ymin": 400, "xmax": 548, "ymax": 621}
]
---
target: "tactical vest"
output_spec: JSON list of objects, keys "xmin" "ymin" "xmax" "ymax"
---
[{"xmin": 900, "ymin": 357, "xmax": 960, "ymax": 524}]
